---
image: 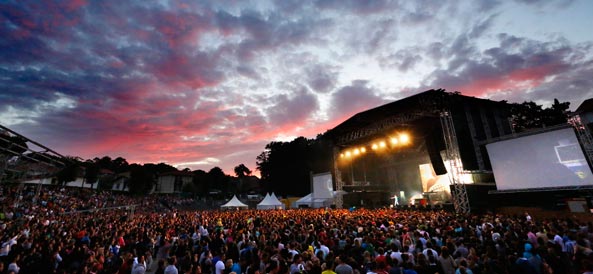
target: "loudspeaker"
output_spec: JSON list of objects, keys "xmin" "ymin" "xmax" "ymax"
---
[{"xmin": 426, "ymin": 135, "xmax": 447, "ymax": 175}]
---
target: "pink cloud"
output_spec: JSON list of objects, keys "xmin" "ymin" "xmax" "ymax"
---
[
  {"xmin": 150, "ymin": 9, "xmax": 213, "ymax": 49},
  {"xmin": 456, "ymin": 62, "xmax": 568, "ymax": 97}
]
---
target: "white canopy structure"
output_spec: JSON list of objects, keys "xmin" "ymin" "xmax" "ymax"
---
[
  {"xmin": 257, "ymin": 193, "xmax": 285, "ymax": 209},
  {"xmin": 220, "ymin": 195, "xmax": 248, "ymax": 209},
  {"xmin": 293, "ymin": 190, "xmax": 345, "ymax": 208}
]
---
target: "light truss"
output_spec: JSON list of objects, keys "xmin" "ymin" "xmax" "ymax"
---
[
  {"xmin": 440, "ymin": 111, "xmax": 470, "ymax": 214},
  {"xmin": 337, "ymin": 113, "xmax": 426, "ymax": 145},
  {"xmin": 335, "ymin": 91, "xmax": 448, "ymax": 145}
]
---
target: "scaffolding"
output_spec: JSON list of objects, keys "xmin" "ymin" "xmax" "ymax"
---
[
  {"xmin": 60, "ymin": 204, "xmax": 138, "ymax": 219},
  {"xmin": 440, "ymin": 111, "xmax": 470, "ymax": 214},
  {"xmin": 333, "ymin": 147, "xmax": 344, "ymax": 208},
  {"xmin": 0, "ymin": 124, "xmax": 67, "ymax": 205},
  {"xmin": 568, "ymin": 115, "xmax": 593, "ymax": 167}
]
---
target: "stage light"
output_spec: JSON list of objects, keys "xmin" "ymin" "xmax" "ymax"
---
[
  {"xmin": 399, "ymin": 133, "xmax": 410, "ymax": 144},
  {"xmin": 390, "ymin": 137, "xmax": 399, "ymax": 145},
  {"xmin": 379, "ymin": 141, "xmax": 386, "ymax": 148},
  {"xmin": 353, "ymin": 148, "xmax": 360, "ymax": 155},
  {"xmin": 360, "ymin": 147, "xmax": 366, "ymax": 153},
  {"xmin": 371, "ymin": 143, "xmax": 378, "ymax": 150}
]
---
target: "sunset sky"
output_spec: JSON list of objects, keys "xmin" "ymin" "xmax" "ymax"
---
[{"xmin": 1, "ymin": 0, "xmax": 592, "ymax": 175}]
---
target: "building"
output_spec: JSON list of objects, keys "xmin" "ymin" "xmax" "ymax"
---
[
  {"xmin": 111, "ymin": 171, "xmax": 130, "ymax": 192},
  {"xmin": 153, "ymin": 170, "xmax": 194, "ymax": 194}
]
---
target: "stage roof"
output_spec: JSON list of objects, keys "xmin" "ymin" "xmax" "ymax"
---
[
  {"xmin": 326, "ymin": 89, "xmax": 509, "ymax": 146},
  {"xmin": 327, "ymin": 89, "xmax": 445, "ymax": 139},
  {"xmin": 576, "ymin": 98, "xmax": 593, "ymax": 113}
]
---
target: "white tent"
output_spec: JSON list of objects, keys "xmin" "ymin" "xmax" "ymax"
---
[
  {"xmin": 257, "ymin": 192, "xmax": 285, "ymax": 209},
  {"xmin": 220, "ymin": 195, "xmax": 248, "ymax": 209},
  {"xmin": 293, "ymin": 190, "xmax": 346, "ymax": 208}
]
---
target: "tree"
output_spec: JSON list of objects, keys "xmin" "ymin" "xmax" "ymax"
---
[
  {"xmin": 127, "ymin": 164, "xmax": 154, "ymax": 195},
  {"xmin": 234, "ymin": 164, "xmax": 252, "ymax": 178},
  {"xmin": 112, "ymin": 157, "xmax": 129, "ymax": 173},
  {"xmin": 56, "ymin": 156, "xmax": 82, "ymax": 185},
  {"xmin": 542, "ymin": 98, "xmax": 570, "ymax": 126},
  {"xmin": 83, "ymin": 160, "xmax": 100, "ymax": 189},
  {"xmin": 192, "ymin": 169, "xmax": 209, "ymax": 197},
  {"xmin": 144, "ymin": 163, "xmax": 177, "ymax": 175},
  {"xmin": 256, "ymin": 135, "xmax": 333, "ymax": 196},
  {"xmin": 95, "ymin": 156, "xmax": 113, "ymax": 170},
  {"xmin": 256, "ymin": 150, "xmax": 271, "ymax": 181},
  {"xmin": 510, "ymin": 99, "xmax": 570, "ymax": 133},
  {"xmin": 208, "ymin": 167, "xmax": 229, "ymax": 193},
  {"xmin": 94, "ymin": 156, "xmax": 129, "ymax": 173}
]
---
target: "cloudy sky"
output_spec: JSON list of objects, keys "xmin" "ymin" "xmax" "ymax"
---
[{"xmin": 1, "ymin": 0, "xmax": 592, "ymax": 175}]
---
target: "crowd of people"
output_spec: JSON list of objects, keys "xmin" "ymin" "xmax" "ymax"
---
[{"xmin": 1, "ymin": 185, "xmax": 593, "ymax": 274}]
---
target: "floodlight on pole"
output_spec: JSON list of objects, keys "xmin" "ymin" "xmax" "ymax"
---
[
  {"xmin": 360, "ymin": 147, "xmax": 366, "ymax": 153},
  {"xmin": 379, "ymin": 141, "xmax": 387, "ymax": 148},
  {"xmin": 353, "ymin": 148, "xmax": 360, "ymax": 155},
  {"xmin": 371, "ymin": 143, "xmax": 379, "ymax": 150}
]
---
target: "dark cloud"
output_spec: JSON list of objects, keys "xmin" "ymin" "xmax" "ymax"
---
[
  {"xmin": 329, "ymin": 81, "xmax": 387, "ymax": 121},
  {"xmin": 426, "ymin": 42, "xmax": 446, "ymax": 61},
  {"xmin": 446, "ymin": 35, "xmax": 479, "ymax": 71},
  {"xmin": 305, "ymin": 64, "xmax": 339, "ymax": 93},
  {"xmin": 489, "ymin": 59, "xmax": 593, "ymax": 107},
  {"xmin": 266, "ymin": 89, "xmax": 320, "ymax": 126},
  {"xmin": 215, "ymin": 9, "xmax": 321, "ymax": 62},
  {"xmin": 236, "ymin": 65, "xmax": 261, "ymax": 80}
]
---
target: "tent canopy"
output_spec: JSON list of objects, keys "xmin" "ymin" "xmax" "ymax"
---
[
  {"xmin": 293, "ymin": 191, "xmax": 345, "ymax": 208},
  {"xmin": 257, "ymin": 192, "xmax": 285, "ymax": 209},
  {"xmin": 221, "ymin": 195, "xmax": 248, "ymax": 208}
]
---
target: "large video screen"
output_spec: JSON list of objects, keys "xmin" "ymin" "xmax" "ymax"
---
[{"xmin": 486, "ymin": 128, "xmax": 593, "ymax": 190}]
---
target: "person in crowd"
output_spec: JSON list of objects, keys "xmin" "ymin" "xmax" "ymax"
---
[
  {"xmin": 132, "ymin": 254, "xmax": 147, "ymax": 274},
  {"xmin": 7, "ymin": 254, "xmax": 19, "ymax": 274},
  {"xmin": 438, "ymin": 246, "xmax": 456, "ymax": 274},
  {"xmin": 155, "ymin": 259, "xmax": 167, "ymax": 274},
  {"xmin": 165, "ymin": 256, "xmax": 179, "ymax": 274},
  {"xmin": 334, "ymin": 255, "xmax": 353, "ymax": 274},
  {"xmin": 322, "ymin": 262, "xmax": 336, "ymax": 274}
]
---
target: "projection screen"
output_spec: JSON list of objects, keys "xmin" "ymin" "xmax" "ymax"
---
[{"xmin": 486, "ymin": 127, "xmax": 593, "ymax": 191}]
